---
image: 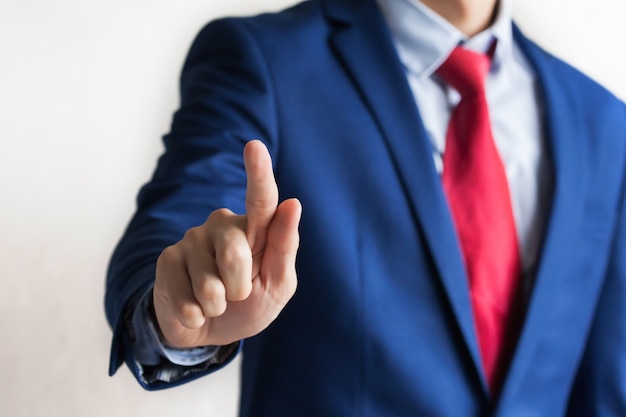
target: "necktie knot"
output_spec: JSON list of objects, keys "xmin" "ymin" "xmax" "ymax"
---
[{"xmin": 437, "ymin": 46, "xmax": 490, "ymax": 97}]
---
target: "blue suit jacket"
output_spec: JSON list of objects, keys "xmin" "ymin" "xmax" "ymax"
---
[{"xmin": 106, "ymin": 0, "xmax": 626, "ymax": 415}]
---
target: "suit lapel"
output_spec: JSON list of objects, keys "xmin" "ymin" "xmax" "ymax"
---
[
  {"xmin": 323, "ymin": 0, "xmax": 486, "ymax": 389},
  {"xmin": 497, "ymin": 25, "xmax": 591, "ymax": 406}
]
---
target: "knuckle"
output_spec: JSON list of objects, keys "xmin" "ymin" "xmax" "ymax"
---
[
  {"xmin": 197, "ymin": 285, "xmax": 227, "ymax": 317},
  {"xmin": 195, "ymin": 278, "xmax": 226, "ymax": 303},
  {"xmin": 208, "ymin": 208, "xmax": 235, "ymax": 225},
  {"xmin": 227, "ymin": 279, "xmax": 252, "ymax": 302},
  {"xmin": 217, "ymin": 240, "xmax": 249, "ymax": 269},
  {"xmin": 177, "ymin": 302, "xmax": 203, "ymax": 325},
  {"xmin": 206, "ymin": 298, "xmax": 227, "ymax": 317},
  {"xmin": 247, "ymin": 196, "xmax": 275, "ymax": 211},
  {"xmin": 182, "ymin": 226, "xmax": 203, "ymax": 246},
  {"xmin": 157, "ymin": 245, "xmax": 182, "ymax": 269}
]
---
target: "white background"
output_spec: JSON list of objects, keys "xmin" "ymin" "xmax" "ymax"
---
[{"xmin": 1, "ymin": 0, "xmax": 625, "ymax": 416}]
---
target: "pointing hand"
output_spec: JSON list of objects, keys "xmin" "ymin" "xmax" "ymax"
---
[{"xmin": 153, "ymin": 140, "xmax": 302, "ymax": 348}]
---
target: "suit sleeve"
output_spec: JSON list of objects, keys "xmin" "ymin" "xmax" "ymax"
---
[
  {"xmin": 104, "ymin": 17, "xmax": 278, "ymax": 390},
  {"xmin": 567, "ymin": 103, "xmax": 626, "ymax": 416}
]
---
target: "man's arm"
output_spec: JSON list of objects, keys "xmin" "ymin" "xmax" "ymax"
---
[{"xmin": 105, "ymin": 18, "xmax": 299, "ymax": 389}]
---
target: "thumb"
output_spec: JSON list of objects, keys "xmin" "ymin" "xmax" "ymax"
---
[{"xmin": 261, "ymin": 198, "xmax": 302, "ymax": 291}]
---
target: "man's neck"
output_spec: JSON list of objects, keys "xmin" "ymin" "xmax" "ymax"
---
[{"xmin": 418, "ymin": 0, "xmax": 499, "ymax": 37}]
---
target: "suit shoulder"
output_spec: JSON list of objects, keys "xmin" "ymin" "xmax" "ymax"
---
[
  {"xmin": 193, "ymin": 1, "xmax": 327, "ymax": 48},
  {"xmin": 545, "ymin": 51, "xmax": 626, "ymax": 141},
  {"xmin": 182, "ymin": 0, "xmax": 333, "ymax": 86},
  {"xmin": 514, "ymin": 26, "xmax": 625, "ymax": 121},
  {"xmin": 546, "ymin": 54, "xmax": 622, "ymax": 114}
]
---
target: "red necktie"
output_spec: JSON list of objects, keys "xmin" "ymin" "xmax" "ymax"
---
[{"xmin": 437, "ymin": 47, "xmax": 522, "ymax": 394}]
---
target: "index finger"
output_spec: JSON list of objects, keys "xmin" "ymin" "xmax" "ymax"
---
[{"xmin": 244, "ymin": 140, "xmax": 279, "ymax": 252}]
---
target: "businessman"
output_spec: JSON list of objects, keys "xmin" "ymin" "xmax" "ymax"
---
[{"xmin": 106, "ymin": 0, "xmax": 626, "ymax": 415}]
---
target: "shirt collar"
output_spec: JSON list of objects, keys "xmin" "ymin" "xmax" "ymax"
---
[{"xmin": 375, "ymin": 0, "xmax": 514, "ymax": 79}]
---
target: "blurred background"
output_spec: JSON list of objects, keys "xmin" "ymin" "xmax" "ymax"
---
[{"xmin": 1, "ymin": 0, "xmax": 624, "ymax": 416}]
